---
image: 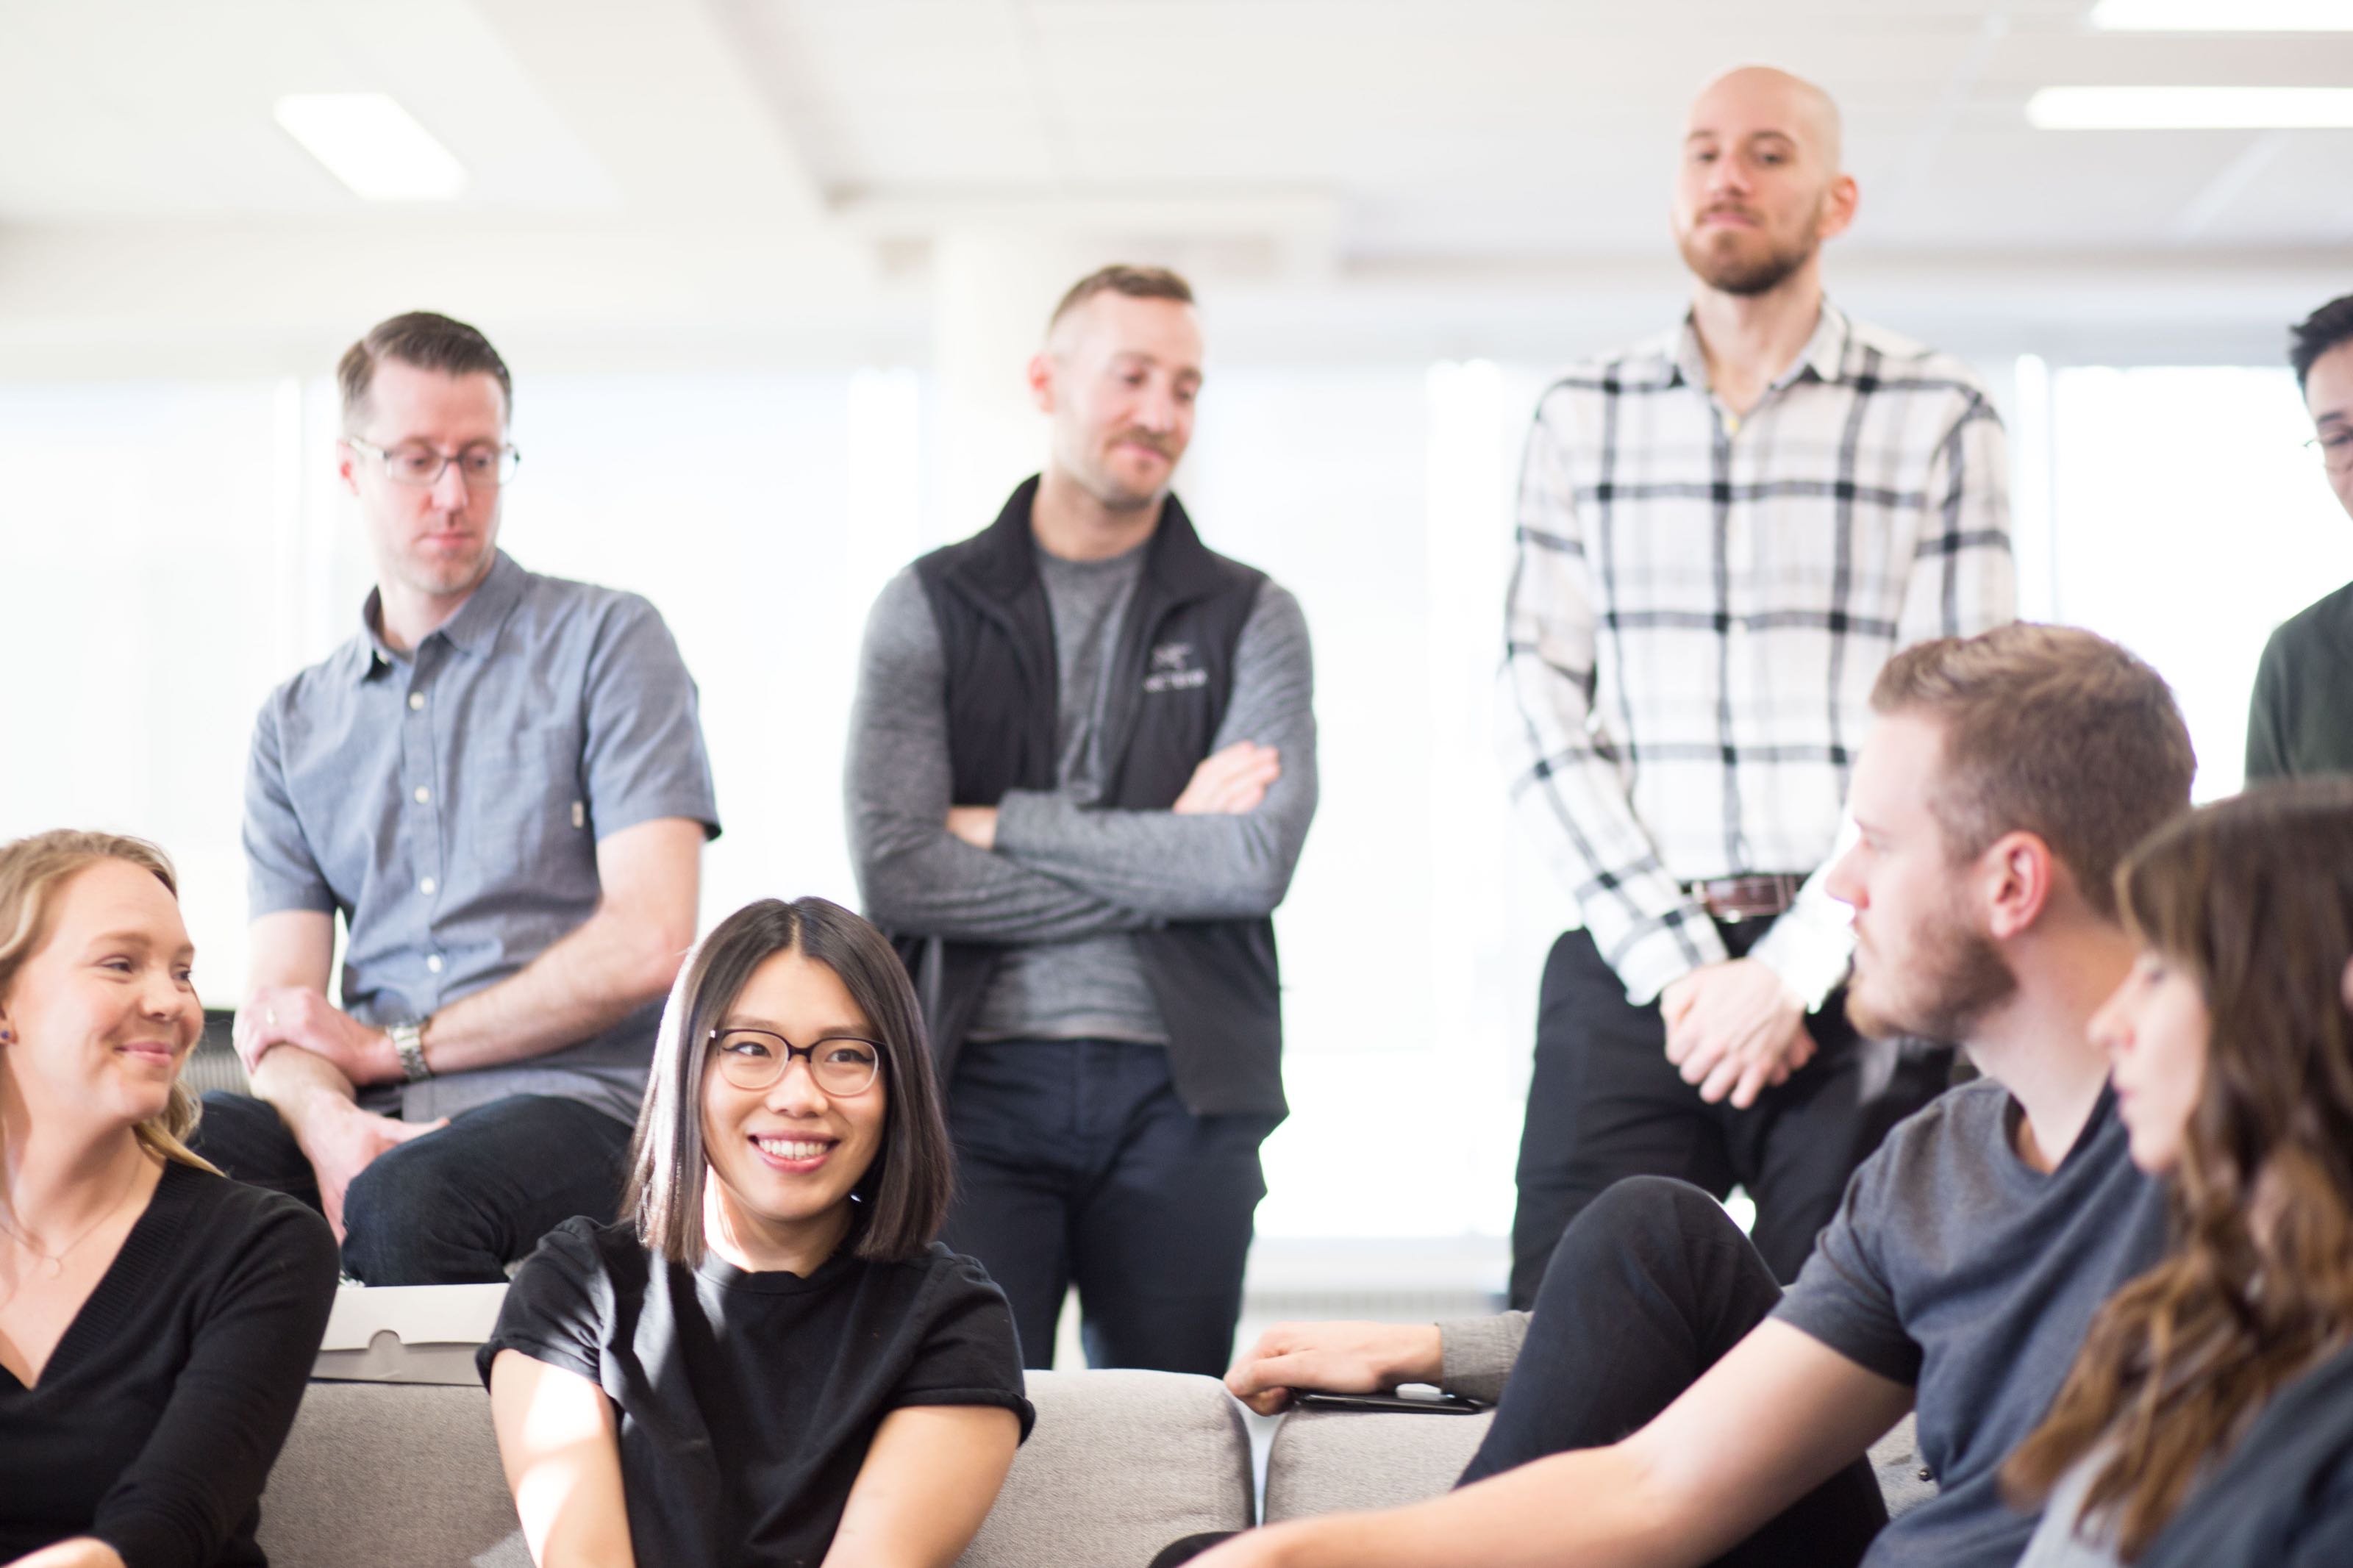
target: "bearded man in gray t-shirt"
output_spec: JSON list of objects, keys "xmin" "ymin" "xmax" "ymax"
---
[
  {"xmin": 1207, "ymin": 624, "xmax": 2191, "ymax": 1568},
  {"xmin": 847, "ymin": 265, "xmax": 1317, "ymax": 1377}
]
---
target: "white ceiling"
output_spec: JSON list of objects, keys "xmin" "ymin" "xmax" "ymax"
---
[{"xmin": 0, "ymin": 0, "xmax": 2347, "ymax": 369}]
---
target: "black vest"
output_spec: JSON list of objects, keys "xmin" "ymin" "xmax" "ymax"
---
[{"xmin": 891, "ymin": 477, "xmax": 1286, "ymax": 1119}]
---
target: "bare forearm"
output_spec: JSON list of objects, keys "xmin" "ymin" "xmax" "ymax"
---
[
  {"xmin": 1252, "ymin": 1447, "xmax": 1699, "ymax": 1568},
  {"xmin": 249, "ymin": 1042, "xmax": 358, "ymax": 1134},
  {"xmin": 420, "ymin": 909, "xmax": 679, "ymax": 1073}
]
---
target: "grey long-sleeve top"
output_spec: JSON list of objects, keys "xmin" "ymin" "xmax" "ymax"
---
[{"xmin": 846, "ymin": 554, "xmax": 1318, "ymax": 1042}]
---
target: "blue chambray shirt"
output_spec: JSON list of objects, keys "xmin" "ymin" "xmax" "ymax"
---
[{"xmin": 243, "ymin": 551, "xmax": 720, "ymax": 1125}]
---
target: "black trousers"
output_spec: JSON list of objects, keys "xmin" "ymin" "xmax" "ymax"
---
[
  {"xmin": 940, "ymin": 1037, "xmax": 1274, "ymax": 1376},
  {"xmin": 191, "ymin": 1090, "xmax": 633, "ymax": 1284},
  {"xmin": 1509, "ymin": 925, "xmax": 1950, "ymax": 1306},
  {"xmin": 1463, "ymin": 1176, "xmax": 1888, "ymax": 1568}
]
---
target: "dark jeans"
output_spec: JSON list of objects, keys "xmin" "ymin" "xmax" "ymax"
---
[
  {"xmin": 940, "ymin": 1037, "xmax": 1274, "ymax": 1376},
  {"xmin": 1509, "ymin": 925, "xmax": 1951, "ymax": 1306},
  {"xmin": 1463, "ymin": 1176, "xmax": 1888, "ymax": 1567},
  {"xmin": 191, "ymin": 1090, "xmax": 634, "ymax": 1284}
]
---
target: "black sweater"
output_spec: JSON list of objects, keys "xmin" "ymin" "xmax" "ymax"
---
[{"xmin": 0, "ymin": 1160, "xmax": 340, "ymax": 1567}]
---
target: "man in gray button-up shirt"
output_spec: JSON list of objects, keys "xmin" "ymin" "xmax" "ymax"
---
[{"xmin": 192, "ymin": 312, "xmax": 718, "ymax": 1285}]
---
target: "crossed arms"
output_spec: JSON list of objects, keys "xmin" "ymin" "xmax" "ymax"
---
[{"xmin": 849, "ymin": 568, "xmax": 1318, "ymax": 942}]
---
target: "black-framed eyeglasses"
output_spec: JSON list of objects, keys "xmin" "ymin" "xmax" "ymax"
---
[
  {"xmin": 346, "ymin": 434, "xmax": 523, "ymax": 490},
  {"xmin": 707, "ymin": 1027, "xmax": 883, "ymax": 1096}
]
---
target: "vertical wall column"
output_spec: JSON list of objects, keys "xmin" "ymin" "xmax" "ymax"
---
[{"xmin": 928, "ymin": 229, "xmax": 1103, "ymax": 540}]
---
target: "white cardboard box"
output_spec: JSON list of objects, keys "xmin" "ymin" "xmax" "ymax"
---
[{"xmin": 311, "ymin": 1282, "xmax": 509, "ymax": 1386}]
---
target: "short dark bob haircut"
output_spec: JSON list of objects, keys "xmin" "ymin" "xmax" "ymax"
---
[{"xmin": 621, "ymin": 897, "xmax": 952, "ymax": 1267}]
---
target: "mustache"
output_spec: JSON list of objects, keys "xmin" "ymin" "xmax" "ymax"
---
[
  {"xmin": 1702, "ymin": 204, "xmax": 1765, "ymax": 224},
  {"xmin": 1111, "ymin": 429, "xmax": 1178, "ymax": 459}
]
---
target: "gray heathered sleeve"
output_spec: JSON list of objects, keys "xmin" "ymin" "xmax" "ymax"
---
[
  {"xmin": 846, "ymin": 567, "xmax": 1152, "ymax": 945},
  {"xmin": 1438, "ymin": 1310, "xmax": 1528, "ymax": 1405},
  {"xmin": 1770, "ymin": 1141, "xmax": 1924, "ymax": 1388},
  {"xmin": 990, "ymin": 580, "xmax": 1318, "ymax": 920}
]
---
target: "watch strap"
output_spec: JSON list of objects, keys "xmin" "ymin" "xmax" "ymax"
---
[{"xmin": 390, "ymin": 1019, "xmax": 433, "ymax": 1082}]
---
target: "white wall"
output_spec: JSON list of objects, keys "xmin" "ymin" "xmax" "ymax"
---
[{"xmin": 2, "ymin": 353, "xmax": 2343, "ymax": 1242}]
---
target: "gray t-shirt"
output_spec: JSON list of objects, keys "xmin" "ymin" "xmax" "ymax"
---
[
  {"xmin": 245, "ymin": 551, "xmax": 720, "ymax": 1125},
  {"xmin": 970, "ymin": 545, "xmax": 1165, "ymax": 1044},
  {"xmin": 1772, "ymin": 1080, "xmax": 2168, "ymax": 1568}
]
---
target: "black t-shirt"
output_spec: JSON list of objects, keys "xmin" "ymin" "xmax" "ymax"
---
[
  {"xmin": 0, "ymin": 1159, "xmax": 341, "ymax": 1568},
  {"xmin": 479, "ymin": 1216, "xmax": 1033, "ymax": 1568},
  {"xmin": 1773, "ymin": 1082, "xmax": 2170, "ymax": 1568}
]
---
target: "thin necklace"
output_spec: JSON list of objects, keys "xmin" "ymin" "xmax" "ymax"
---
[{"xmin": 0, "ymin": 1156, "xmax": 145, "ymax": 1284}]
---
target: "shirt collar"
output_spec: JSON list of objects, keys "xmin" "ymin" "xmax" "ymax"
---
[
  {"xmin": 1666, "ymin": 297, "xmax": 1854, "ymax": 395},
  {"xmin": 349, "ymin": 548, "xmax": 525, "ymax": 683}
]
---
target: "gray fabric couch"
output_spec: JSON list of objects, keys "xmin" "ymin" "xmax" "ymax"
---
[{"xmin": 257, "ymin": 1372, "xmax": 1929, "ymax": 1566}]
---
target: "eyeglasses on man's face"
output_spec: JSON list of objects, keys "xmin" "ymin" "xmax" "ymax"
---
[
  {"xmin": 347, "ymin": 434, "xmax": 522, "ymax": 490},
  {"xmin": 2307, "ymin": 426, "xmax": 2353, "ymax": 476},
  {"xmin": 707, "ymin": 1027, "xmax": 883, "ymax": 1097}
]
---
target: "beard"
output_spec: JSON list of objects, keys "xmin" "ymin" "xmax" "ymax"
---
[
  {"xmin": 1845, "ymin": 898, "xmax": 2018, "ymax": 1045},
  {"xmin": 1677, "ymin": 216, "xmax": 1821, "ymax": 298}
]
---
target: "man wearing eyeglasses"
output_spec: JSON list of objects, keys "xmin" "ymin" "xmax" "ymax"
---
[
  {"xmin": 2246, "ymin": 293, "xmax": 2353, "ymax": 783},
  {"xmin": 191, "ymin": 311, "xmax": 719, "ymax": 1285}
]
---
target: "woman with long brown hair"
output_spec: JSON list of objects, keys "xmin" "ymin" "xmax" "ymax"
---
[
  {"xmin": 0, "ymin": 830, "xmax": 339, "ymax": 1568},
  {"xmin": 2006, "ymin": 778, "xmax": 2353, "ymax": 1567}
]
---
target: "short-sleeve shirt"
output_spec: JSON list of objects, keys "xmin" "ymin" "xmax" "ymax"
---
[
  {"xmin": 243, "ymin": 551, "xmax": 719, "ymax": 1124},
  {"xmin": 479, "ymin": 1217, "xmax": 1033, "ymax": 1568},
  {"xmin": 1772, "ymin": 1081, "xmax": 2169, "ymax": 1567}
]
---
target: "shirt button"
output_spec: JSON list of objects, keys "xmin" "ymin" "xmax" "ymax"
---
[
  {"xmin": 409, "ymin": 692, "xmax": 426, "ymax": 711},
  {"xmin": 413, "ymin": 786, "xmax": 431, "ymax": 804},
  {"xmin": 419, "ymin": 876, "xmax": 437, "ymax": 895},
  {"xmin": 426, "ymin": 955, "xmax": 444, "ymax": 974}
]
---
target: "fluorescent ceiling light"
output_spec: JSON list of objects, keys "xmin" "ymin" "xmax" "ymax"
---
[
  {"xmin": 274, "ymin": 93, "xmax": 468, "ymax": 201},
  {"xmin": 2092, "ymin": 0, "xmax": 2353, "ymax": 29},
  {"xmin": 2027, "ymin": 86, "xmax": 2353, "ymax": 127}
]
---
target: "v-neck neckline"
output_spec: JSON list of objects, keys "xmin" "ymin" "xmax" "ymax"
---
[{"xmin": 1, "ymin": 1159, "xmax": 181, "ymax": 1392}]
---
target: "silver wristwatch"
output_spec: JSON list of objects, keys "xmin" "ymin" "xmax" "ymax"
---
[{"xmin": 390, "ymin": 1018, "xmax": 433, "ymax": 1082}]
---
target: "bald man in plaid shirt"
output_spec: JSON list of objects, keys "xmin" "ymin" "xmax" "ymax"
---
[{"xmin": 1499, "ymin": 67, "xmax": 2014, "ymax": 1306}]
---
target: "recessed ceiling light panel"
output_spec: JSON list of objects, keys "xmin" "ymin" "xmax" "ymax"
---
[
  {"xmin": 274, "ymin": 93, "xmax": 468, "ymax": 201},
  {"xmin": 2027, "ymin": 85, "xmax": 2353, "ymax": 128},
  {"xmin": 2092, "ymin": 0, "xmax": 2353, "ymax": 29}
]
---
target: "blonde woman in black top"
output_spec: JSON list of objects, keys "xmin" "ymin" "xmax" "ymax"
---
[
  {"xmin": 0, "ymin": 831, "xmax": 339, "ymax": 1568},
  {"xmin": 483, "ymin": 897, "xmax": 1029, "ymax": 1568}
]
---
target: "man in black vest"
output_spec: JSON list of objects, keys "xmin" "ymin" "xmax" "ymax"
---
[{"xmin": 848, "ymin": 264, "xmax": 1318, "ymax": 1375}]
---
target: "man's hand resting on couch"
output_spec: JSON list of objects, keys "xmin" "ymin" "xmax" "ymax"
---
[{"xmin": 1224, "ymin": 1320, "xmax": 1445, "ymax": 1416}]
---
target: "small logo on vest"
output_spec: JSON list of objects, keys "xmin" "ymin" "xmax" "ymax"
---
[{"xmin": 1144, "ymin": 640, "xmax": 1207, "ymax": 693}]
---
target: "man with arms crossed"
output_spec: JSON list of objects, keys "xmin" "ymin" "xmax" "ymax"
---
[
  {"xmin": 2246, "ymin": 292, "xmax": 2353, "ymax": 781},
  {"xmin": 1502, "ymin": 65, "xmax": 2013, "ymax": 1300},
  {"xmin": 193, "ymin": 312, "xmax": 718, "ymax": 1284},
  {"xmin": 1212, "ymin": 624, "xmax": 2188, "ymax": 1567},
  {"xmin": 849, "ymin": 265, "xmax": 1316, "ymax": 1375}
]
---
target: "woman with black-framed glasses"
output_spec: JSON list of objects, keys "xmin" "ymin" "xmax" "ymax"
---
[{"xmin": 480, "ymin": 897, "xmax": 1030, "ymax": 1568}]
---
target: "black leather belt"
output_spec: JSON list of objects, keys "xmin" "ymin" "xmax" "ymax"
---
[{"xmin": 1686, "ymin": 873, "xmax": 1804, "ymax": 923}]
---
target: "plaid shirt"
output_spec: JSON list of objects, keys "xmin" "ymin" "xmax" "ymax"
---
[{"xmin": 1499, "ymin": 301, "xmax": 2014, "ymax": 1007}]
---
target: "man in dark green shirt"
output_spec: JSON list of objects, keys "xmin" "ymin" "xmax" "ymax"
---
[{"xmin": 2247, "ymin": 293, "xmax": 2353, "ymax": 782}]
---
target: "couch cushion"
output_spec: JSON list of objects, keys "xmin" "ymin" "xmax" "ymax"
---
[
  {"xmin": 957, "ymin": 1370, "xmax": 1255, "ymax": 1568},
  {"xmin": 257, "ymin": 1381, "xmax": 528, "ymax": 1567},
  {"xmin": 1262, "ymin": 1403, "xmax": 1493, "ymax": 1522},
  {"xmin": 259, "ymin": 1370, "xmax": 1252, "ymax": 1568},
  {"xmin": 1264, "ymin": 1406, "xmax": 1937, "ymax": 1525}
]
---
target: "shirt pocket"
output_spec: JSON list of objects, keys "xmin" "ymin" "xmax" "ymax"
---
[{"xmin": 459, "ymin": 725, "xmax": 587, "ymax": 870}]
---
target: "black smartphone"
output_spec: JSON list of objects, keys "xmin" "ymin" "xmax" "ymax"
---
[{"xmin": 1293, "ymin": 1389, "xmax": 1488, "ymax": 1415}]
